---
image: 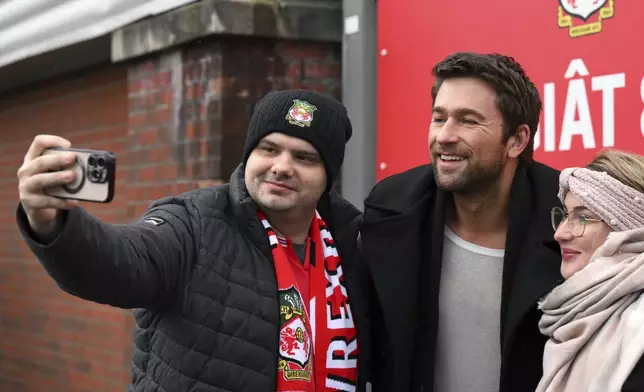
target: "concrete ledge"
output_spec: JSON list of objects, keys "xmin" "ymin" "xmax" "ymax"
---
[{"xmin": 112, "ymin": 0, "xmax": 342, "ymax": 63}]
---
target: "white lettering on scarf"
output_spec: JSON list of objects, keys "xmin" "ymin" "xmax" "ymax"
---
[{"xmin": 320, "ymin": 225, "xmax": 358, "ymax": 389}]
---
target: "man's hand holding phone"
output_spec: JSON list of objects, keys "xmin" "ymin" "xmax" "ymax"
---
[{"xmin": 17, "ymin": 135, "xmax": 79, "ymax": 235}]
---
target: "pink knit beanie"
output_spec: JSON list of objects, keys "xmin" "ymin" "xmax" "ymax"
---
[{"xmin": 558, "ymin": 167, "xmax": 644, "ymax": 231}]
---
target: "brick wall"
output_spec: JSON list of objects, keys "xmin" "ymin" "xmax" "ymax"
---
[
  {"xmin": 0, "ymin": 65, "xmax": 134, "ymax": 392},
  {"xmin": 0, "ymin": 35, "xmax": 340, "ymax": 391}
]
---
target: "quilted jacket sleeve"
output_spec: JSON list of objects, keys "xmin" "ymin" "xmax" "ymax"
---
[{"xmin": 16, "ymin": 199, "xmax": 197, "ymax": 310}]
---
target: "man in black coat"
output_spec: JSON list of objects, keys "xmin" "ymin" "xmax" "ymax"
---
[
  {"xmin": 15, "ymin": 90, "xmax": 370, "ymax": 391},
  {"xmin": 361, "ymin": 52, "xmax": 564, "ymax": 392}
]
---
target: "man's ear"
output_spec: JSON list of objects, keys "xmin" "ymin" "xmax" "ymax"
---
[{"xmin": 507, "ymin": 124, "xmax": 530, "ymax": 159}]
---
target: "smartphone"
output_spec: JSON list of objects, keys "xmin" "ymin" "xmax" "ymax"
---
[{"xmin": 41, "ymin": 147, "xmax": 116, "ymax": 203}]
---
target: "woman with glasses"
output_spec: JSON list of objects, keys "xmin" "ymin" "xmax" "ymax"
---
[{"xmin": 535, "ymin": 149, "xmax": 644, "ymax": 392}]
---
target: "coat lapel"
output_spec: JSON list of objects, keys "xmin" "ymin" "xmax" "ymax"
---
[
  {"xmin": 500, "ymin": 163, "xmax": 563, "ymax": 354},
  {"xmin": 362, "ymin": 202, "xmax": 428, "ymax": 365},
  {"xmin": 361, "ymin": 167, "xmax": 436, "ymax": 377}
]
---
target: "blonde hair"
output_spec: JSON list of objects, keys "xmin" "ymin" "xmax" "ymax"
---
[{"xmin": 586, "ymin": 149, "xmax": 644, "ymax": 193}]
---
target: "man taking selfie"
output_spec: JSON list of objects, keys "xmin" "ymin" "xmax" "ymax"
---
[{"xmin": 16, "ymin": 90, "xmax": 369, "ymax": 392}]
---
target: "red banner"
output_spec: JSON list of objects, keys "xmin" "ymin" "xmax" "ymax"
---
[{"xmin": 376, "ymin": 0, "xmax": 644, "ymax": 180}]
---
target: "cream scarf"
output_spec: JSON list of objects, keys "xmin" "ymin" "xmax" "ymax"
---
[{"xmin": 536, "ymin": 228, "xmax": 644, "ymax": 392}]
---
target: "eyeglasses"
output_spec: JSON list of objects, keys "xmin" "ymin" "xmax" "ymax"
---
[{"xmin": 550, "ymin": 206, "xmax": 603, "ymax": 237}]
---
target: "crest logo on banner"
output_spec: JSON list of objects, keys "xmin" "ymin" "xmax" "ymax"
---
[{"xmin": 558, "ymin": 0, "xmax": 614, "ymax": 38}]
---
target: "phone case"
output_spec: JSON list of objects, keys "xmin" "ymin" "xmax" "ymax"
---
[{"xmin": 41, "ymin": 147, "xmax": 116, "ymax": 203}]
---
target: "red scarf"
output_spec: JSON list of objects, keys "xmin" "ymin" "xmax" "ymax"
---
[{"xmin": 258, "ymin": 210, "xmax": 359, "ymax": 391}]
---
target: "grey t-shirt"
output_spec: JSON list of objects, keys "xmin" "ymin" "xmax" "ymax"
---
[{"xmin": 433, "ymin": 226, "xmax": 505, "ymax": 392}]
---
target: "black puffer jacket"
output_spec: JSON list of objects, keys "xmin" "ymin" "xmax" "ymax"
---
[{"xmin": 16, "ymin": 165, "xmax": 369, "ymax": 391}]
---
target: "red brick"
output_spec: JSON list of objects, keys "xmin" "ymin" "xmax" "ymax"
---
[
  {"xmin": 287, "ymin": 60, "xmax": 302, "ymax": 79},
  {"xmin": 0, "ymin": 65, "xmax": 132, "ymax": 391},
  {"xmin": 303, "ymin": 59, "xmax": 332, "ymax": 79},
  {"xmin": 301, "ymin": 82, "xmax": 328, "ymax": 94},
  {"xmin": 128, "ymin": 112, "xmax": 148, "ymax": 129},
  {"xmin": 137, "ymin": 165, "xmax": 158, "ymax": 182},
  {"xmin": 185, "ymin": 122, "xmax": 197, "ymax": 139},
  {"xmin": 171, "ymin": 182, "xmax": 196, "ymax": 195},
  {"xmin": 209, "ymin": 78, "xmax": 222, "ymax": 94},
  {"xmin": 152, "ymin": 107, "xmax": 170, "ymax": 125},
  {"xmin": 128, "ymin": 79, "xmax": 144, "ymax": 94},
  {"xmin": 137, "ymin": 128, "xmax": 159, "ymax": 145},
  {"xmin": 132, "ymin": 203, "xmax": 149, "ymax": 218},
  {"xmin": 148, "ymin": 184, "xmax": 173, "ymax": 200},
  {"xmin": 154, "ymin": 71, "xmax": 171, "ymax": 89},
  {"xmin": 185, "ymin": 85, "xmax": 196, "ymax": 100},
  {"xmin": 160, "ymin": 88, "xmax": 173, "ymax": 107},
  {"xmin": 159, "ymin": 164, "xmax": 180, "ymax": 181},
  {"xmin": 128, "ymin": 186, "xmax": 147, "ymax": 200},
  {"xmin": 148, "ymin": 147, "xmax": 170, "ymax": 162},
  {"xmin": 277, "ymin": 43, "xmax": 333, "ymax": 60}
]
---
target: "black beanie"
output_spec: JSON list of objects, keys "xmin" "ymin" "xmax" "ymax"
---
[{"xmin": 242, "ymin": 89, "xmax": 353, "ymax": 192}]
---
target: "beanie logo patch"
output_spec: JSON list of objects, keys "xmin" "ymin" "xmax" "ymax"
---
[{"xmin": 286, "ymin": 99, "xmax": 317, "ymax": 128}]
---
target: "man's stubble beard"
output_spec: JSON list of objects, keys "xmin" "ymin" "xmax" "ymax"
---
[
  {"xmin": 255, "ymin": 189, "xmax": 297, "ymax": 212},
  {"xmin": 433, "ymin": 154, "xmax": 505, "ymax": 194}
]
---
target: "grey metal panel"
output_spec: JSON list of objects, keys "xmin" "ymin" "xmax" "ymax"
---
[
  {"xmin": 0, "ymin": 0, "xmax": 198, "ymax": 68},
  {"xmin": 0, "ymin": 35, "xmax": 112, "ymax": 96},
  {"xmin": 340, "ymin": 0, "xmax": 377, "ymax": 210}
]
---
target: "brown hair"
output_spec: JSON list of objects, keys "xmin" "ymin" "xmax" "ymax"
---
[
  {"xmin": 586, "ymin": 149, "xmax": 644, "ymax": 193},
  {"xmin": 431, "ymin": 52, "xmax": 542, "ymax": 161}
]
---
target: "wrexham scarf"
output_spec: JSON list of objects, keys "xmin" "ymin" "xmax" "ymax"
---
[{"xmin": 258, "ymin": 210, "xmax": 359, "ymax": 391}]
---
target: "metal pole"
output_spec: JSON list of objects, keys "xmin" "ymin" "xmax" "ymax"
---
[{"xmin": 341, "ymin": 0, "xmax": 377, "ymax": 211}]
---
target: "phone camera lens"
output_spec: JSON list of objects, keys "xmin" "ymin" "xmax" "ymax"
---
[
  {"xmin": 91, "ymin": 170, "xmax": 100, "ymax": 180},
  {"xmin": 97, "ymin": 157, "xmax": 105, "ymax": 167},
  {"xmin": 88, "ymin": 157, "xmax": 96, "ymax": 166}
]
